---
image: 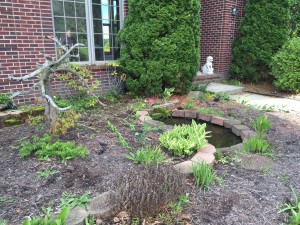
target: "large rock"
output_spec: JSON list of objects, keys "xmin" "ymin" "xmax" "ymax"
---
[
  {"xmin": 87, "ymin": 191, "xmax": 119, "ymax": 220},
  {"xmin": 174, "ymin": 161, "xmax": 194, "ymax": 175},
  {"xmin": 239, "ymin": 155, "xmax": 276, "ymax": 172},
  {"xmin": 66, "ymin": 206, "xmax": 89, "ymax": 225}
]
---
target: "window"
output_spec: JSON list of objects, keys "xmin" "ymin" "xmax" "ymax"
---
[{"xmin": 52, "ymin": 0, "xmax": 122, "ymax": 64}]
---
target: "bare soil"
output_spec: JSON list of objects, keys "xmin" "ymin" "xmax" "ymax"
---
[{"xmin": 0, "ymin": 96, "xmax": 299, "ymax": 225}]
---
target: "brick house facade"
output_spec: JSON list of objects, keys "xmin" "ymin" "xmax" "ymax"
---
[{"xmin": 0, "ymin": 0, "xmax": 245, "ymax": 104}]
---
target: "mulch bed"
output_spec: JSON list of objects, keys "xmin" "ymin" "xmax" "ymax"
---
[{"xmin": 0, "ymin": 97, "xmax": 299, "ymax": 224}]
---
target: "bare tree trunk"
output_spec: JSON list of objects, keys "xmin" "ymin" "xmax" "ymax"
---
[{"xmin": 42, "ymin": 70, "xmax": 59, "ymax": 132}]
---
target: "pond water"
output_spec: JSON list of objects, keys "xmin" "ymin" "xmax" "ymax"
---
[{"xmin": 161, "ymin": 117, "xmax": 242, "ymax": 148}]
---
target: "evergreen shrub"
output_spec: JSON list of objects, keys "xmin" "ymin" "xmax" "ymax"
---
[
  {"xmin": 230, "ymin": 0, "xmax": 290, "ymax": 82},
  {"xmin": 270, "ymin": 37, "xmax": 300, "ymax": 93},
  {"xmin": 118, "ymin": 0, "xmax": 201, "ymax": 95}
]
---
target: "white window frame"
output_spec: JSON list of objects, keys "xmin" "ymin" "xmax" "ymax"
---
[{"xmin": 51, "ymin": 0, "xmax": 124, "ymax": 65}]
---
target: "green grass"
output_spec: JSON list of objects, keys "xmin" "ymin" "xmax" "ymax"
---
[
  {"xmin": 251, "ymin": 114, "xmax": 271, "ymax": 135},
  {"xmin": 243, "ymin": 135, "xmax": 272, "ymax": 156},
  {"xmin": 279, "ymin": 186, "xmax": 300, "ymax": 225},
  {"xmin": 197, "ymin": 107, "xmax": 225, "ymax": 117},
  {"xmin": 192, "ymin": 161, "xmax": 216, "ymax": 190},
  {"xmin": 36, "ymin": 167, "xmax": 60, "ymax": 180},
  {"xmin": 125, "ymin": 146, "xmax": 168, "ymax": 165}
]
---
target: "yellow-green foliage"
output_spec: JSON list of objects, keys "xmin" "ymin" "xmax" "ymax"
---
[
  {"xmin": 4, "ymin": 119, "xmax": 22, "ymax": 126},
  {"xmin": 52, "ymin": 110, "xmax": 80, "ymax": 134},
  {"xmin": 20, "ymin": 134, "xmax": 88, "ymax": 161},
  {"xmin": 159, "ymin": 120, "xmax": 209, "ymax": 156}
]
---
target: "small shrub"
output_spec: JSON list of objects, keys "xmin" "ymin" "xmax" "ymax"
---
[
  {"xmin": 60, "ymin": 192, "xmax": 91, "ymax": 210},
  {"xmin": 183, "ymin": 98, "xmax": 196, "ymax": 110},
  {"xmin": 251, "ymin": 114, "xmax": 271, "ymax": 135},
  {"xmin": 192, "ymin": 161, "xmax": 215, "ymax": 190},
  {"xmin": 125, "ymin": 146, "xmax": 168, "ymax": 165},
  {"xmin": 270, "ymin": 37, "xmax": 300, "ymax": 93},
  {"xmin": 55, "ymin": 95, "xmax": 98, "ymax": 111},
  {"xmin": 22, "ymin": 207, "xmax": 70, "ymax": 225},
  {"xmin": 0, "ymin": 93, "xmax": 11, "ymax": 105},
  {"xmin": 114, "ymin": 165, "xmax": 184, "ymax": 218},
  {"xmin": 27, "ymin": 115, "xmax": 45, "ymax": 125},
  {"xmin": 163, "ymin": 87, "xmax": 175, "ymax": 103},
  {"xmin": 159, "ymin": 120, "xmax": 209, "ymax": 157},
  {"xmin": 244, "ymin": 135, "xmax": 271, "ymax": 155},
  {"xmin": 52, "ymin": 110, "xmax": 81, "ymax": 134},
  {"xmin": 20, "ymin": 134, "xmax": 88, "ymax": 161}
]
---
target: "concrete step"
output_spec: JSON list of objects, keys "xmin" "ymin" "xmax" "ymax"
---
[
  {"xmin": 205, "ymin": 82, "xmax": 244, "ymax": 95},
  {"xmin": 193, "ymin": 73, "xmax": 223, "ymax": 84}
]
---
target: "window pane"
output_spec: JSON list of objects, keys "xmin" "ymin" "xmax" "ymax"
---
[
  {"xmin": 93, "ymin": 19, "xmax": 102, "ymax": 33},
  {"xmin": 54, "ymin": 17, "xmax": 65, "ymax": 32},
  {"xmin": 102, "ymin": 0, "xmax": 108, "ymax": 5},
  {"xmin": 53, "ymin": 1, "xmax": 63, "ymax": 16},
  {"xmin": 66, "ymin": 17, "xmax": 76, "ymax": 31},
  {"xmin": 95, "ymin": 48, "xmax": 104, "ymax": 61},
  {"xmin": 76, "ymin": 18, "xmax": 87, "ymax": 33},
  {"xmin": 93, "ymin": 4, "xmax": 102, "ymax": 19},
  {"xmin": 102, "ymin": 5, "xmax": 109, "ymax": 20},
  {"xmin": 94, "ymin": 34, "xmax": 103, "ymax": 48},
  {"xmin": 79, "ymin": 48, "xmax": 89, "ymax": 61},
  {"xmin": 75, "ymin": 0, "xmax": 85, "ymax": 2},
  {"xmin": 92, "ymin": 0, "xmax": 100, "ymax": 4},
  {"xmin": 75, "ymin": 3, "xmax": 86, "ymax": 17},
  {"xmin": 78, "ymin": 34, "xmax": 88, "ymax": 46},
  {"xmin": 64, "ymin": 2, "xmax": 75, "ymax": 17}
]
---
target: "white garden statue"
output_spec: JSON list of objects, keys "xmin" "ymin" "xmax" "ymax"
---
[{"xmin": 202, "ymin": 56, "xmax": 214, "ymax": 75}]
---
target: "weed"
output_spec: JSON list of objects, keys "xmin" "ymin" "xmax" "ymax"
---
[
  {"xmin": 22, "ymin": 207, "xmax": 70, "ymax": 225},
  {"xmin": 84, "ymin": 216, "xmax": 96, "ymax": 225},
  {"xmin": 150, "ymin": 107, "xmax": 171, "ymax": 121},
  {"xmin": 52, "ymin": 110, "xmax": 81, "ymax": 134},
  {"xmin": 169, "ymin": 194, "xmax": 189, "ymax": 215},
  {"xmin": 243, "ymin": 135, "xmax": 271, "ymax": 156},
  {"xmin": 197, "ymin": 107, "xmax": 224, "ymax": 117},
  {"xmin": 183, "ymin": 98, "xmax": 196, "ymax": 109},
  {"xmin": 19, "ymin": 134, "xmax": 88, "ymax": 161},
  {"xmin": 106, "ymin": 119, "xmax": 132, "ymax": 150},
  {"xmin": 191, "ymin": 82, "xmax": 210, "ymax": 92},
  {"xmin": 125, "ymin": 146, "xmax": 168, "ymax": 165},
  {"xmin": 251, "ymin": 114, "xmax": 271, "ymax": 135},
  {"xmin": 36, "ymin": 167, "xmax": 60, "ymax": 180},
  {"xmin": 135, "ymin": 122, "xmax": 163, "ymax": 146},
  {"xmin": 163, "ymin": 87, "xmax": 175, "ymax": 103},
  {"xmin": 60, "ymin": 192, "xmax": 91, "ymax": 210},
  {"xmin": 129, "ymin": 101, "xmax": 146, "ymax": 112},
  {"xmin": 215, "ymin": 150, "xmax": 241, "ymax": 164},
  {"xmin": 279, "ymin": 186, "xmax": 300, "ymax": 225},
  {"xmin": 106, "ymin": 119, "xmax": 117, "ymax": 133},
  {"xmin": 199, "ymin": 92, "xmax": 215, "ymax": 100},
  {"xmin": 55, "ymin": 95, "xmax": 98, "ymax": 111},
  {"xmin": 130, "ymin": 217, "xmax": 140, "ymax": 225},
  {"xmin": 215, "ymin": 93, "xmax": 230, "ymax": 100},
  {"xmin": 192, "ymin": 161, "xmax": 216, "ymax": 190},
  {"xmin": 27, "ymin": 115, "xmax": 45, "ymax": 125},
  {"xmin": 159, "ymin": 120, "xmax": 210, "ymax": 157},
  {"xmin": 279, "ymin": 174, "xmax": 291, "ymax": 185},
  {"xmin": 0, "ymin": 196, "xmax": 14, "ymax": 203},
  {"xmin": 0, "ymin": 219, "xmax": 7, "ymax": 225}
]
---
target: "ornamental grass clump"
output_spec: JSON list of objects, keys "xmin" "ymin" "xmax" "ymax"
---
[
  {"xmin": 192, "ymin": 161, "xmax": 216, "ymax": 190},
  {"xmin": 251, "ymin": 114, "xmax": 271, "ymax": 136},
  {"xmin": 244, "ymin": 135, "xmax": 271, "ymax": 155},
  {"xmin": 114, "ymin": 165, "xmax": 184, "ymax": 218},
  {"xmin": 159, "ymin": 120, "xmax": 210, "ymax": 157}
]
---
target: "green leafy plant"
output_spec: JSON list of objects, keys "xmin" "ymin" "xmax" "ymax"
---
[
  {"xmin": 129, "ymin": 101, "xmax": 147, "ymax": 112},
  {"xmin": 215, "ymin": 93, "xmax": 230, "ymax": 100},
  {"xmin": 22, "ymin": 207, "xmax": 70, "ymax": 225},
  {"xmin": 192, "ymin": 161, "xmax": 216, "ymax": 190},
  {"xmin": 0, "ymin": 196, "xmax": 14, "ymax": 203},
  {"xmin": 125, "ymin": 146, "xmax": 168, "ymax": 165},
  {"xmin": 84, "ymin": 216, "xmax": 96, "ymax": 225},
  {"xmin": 150, "ymin": 107, "xmax": 171, "ymax": 121},
  {"xmin": 0, "ymin": 93, "xmax": 11, "ymax": 105},
  {"xmin": 251, "ymin": 114, "xmax": 271, "ymax": 135},
  {"xmin": 191, "ymin": 82, "xmax": 210, "ymax": 92},
  {"xmin": 27, "ymin": 115, "xmax": 45, "ymax": 125},
  {"xmin": 55, "ymin": 95, "xmax": 99, "ymax": 111},
  {"xmin": 106, "ymin": 119, "xmax": 132, "ymax": 150},
  {"xmin": 230, "ymin": 0, "xmax": 290, "ymax": 82},
  {"xmin": 270, "ymin": 37, "xmax": 300, "ymax": 93},
  {"xmin": 183, "ymin": 98, "xmax": 196, "ymax": 110},
  {"xmin": 60, "ymin": 192, "xmax": 91, "ymax": 210},
  {"xmin": 0, "ymin": 219, "xmax": 7, "ymax": 225},
  {"xmin": 243, "ymin": 135, "xmax": 271, "ymax": 156},
  {"xmin": 163, "ymin": 87, "xmax": 175, "ymax": 103},
  {"xmin": 36, "ymin": 167, "xmax": 60, "ymax": 180},
  {"xmin": 118, "ymin": 0, "xmax": 201, "ymax": 95},
  {"xmin": 159, "ymin": 120, "xmax": 210, "ymax": 156},
  {"xmin": 279, "ymin": 186, "xmax": 300, "ymax": 225},
  {"xmin": 19, "ymin": 134, "xmax": 88, "ymax": 161},
  {"xmin": 135, "ymin": 122, "xmax": 163, "ymax": 146},
  {"xmin": 169, "ymin": 194, "xmax": 189, "ymax": 215}
]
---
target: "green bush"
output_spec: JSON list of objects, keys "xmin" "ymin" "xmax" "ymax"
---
[
  {"xmin": 270, "ymin": 37, "xmax": 300, "ymax": 93},
  {"xmin": 159, "ymin": 120, "xmax": 209, "ymax": 157},
  {"xmin": 230, "ymin": 0, "xmax": 290, "ymax": 82},
  {"xmin": 118, "ymin": 0, "xmax": 201, "ymax": 95}
]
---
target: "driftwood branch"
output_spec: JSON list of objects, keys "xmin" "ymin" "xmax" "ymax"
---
[
  {"xmin": 9, "ymin": 60, "xmax": 54, "ymax": 81},
  {"xmin": 55, "ymin": 43, "xmax": 84, "ymax": 65},
  {"xmin": 54, "ymin": 67, "xmax": 107, "ymax": 107},
  {"xmin": 39, "ymin": 81, "xmax": 71, "ymax": 111},
  {"xmin": 44, "ymin": 36, "xmax": 68, "ymax": 52},
  {"xmin": 10, "ymin": 82, "xmax": 40, "ymax": 99}
]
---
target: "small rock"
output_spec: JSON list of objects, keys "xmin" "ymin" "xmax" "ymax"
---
[
  {"xmin": 174, "ymin": 161, "xmax": 194, "ymax": 175},
  {"xmin": 66, "ymin": 206, "xmax": 89, "ymax": 225},
  {"xmin": 191, "ymin": 152, "xmax": 215, "ymax": 165},
  {"xmin": 113, "ymin": 217, "xmax": 120, "ymax": 223},
  {"xmin": 96, "ymin": 219, "xmax": 103, "ymax": 225},
  {"xmin": 180, "ymin": 213, "xmax": 192, "ymax": 221}
]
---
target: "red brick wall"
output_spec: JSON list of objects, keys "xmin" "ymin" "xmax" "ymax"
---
[{"xmin": 200, "ymin": 0, "xmax": 246, "ymax": 79}]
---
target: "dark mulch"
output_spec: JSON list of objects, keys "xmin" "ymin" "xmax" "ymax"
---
[{"xmin": 0, "ymin": 97, "xmax": 299, "ymax": 225}]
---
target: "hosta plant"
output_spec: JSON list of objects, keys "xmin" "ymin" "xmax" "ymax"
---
[{"xmin": 159, "ymin": 120, "xmax": 210, "ymax": 157}]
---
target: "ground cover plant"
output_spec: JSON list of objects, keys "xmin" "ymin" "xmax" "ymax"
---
[{"xmin": 1, "ymin": 94, "xmax": 300, "ymax": 224}]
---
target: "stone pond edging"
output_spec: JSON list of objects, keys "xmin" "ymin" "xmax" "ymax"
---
[{"xmin": 136, "ymin": 100, "xmax": 257, "ymax": 174}]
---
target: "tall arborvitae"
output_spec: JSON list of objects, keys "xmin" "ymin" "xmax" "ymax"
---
[
  {"xmin": 118, "ymin": 0, "xmax": 201, "ymax": 95},
  {"xmin": 229, "ymin": 0, "xmax": 290, "ymax": 82}
]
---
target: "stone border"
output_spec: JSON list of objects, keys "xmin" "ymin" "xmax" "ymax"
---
[{"xmin": 136, "ymin": 101, "xmax": 257, "ymax": 175}]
